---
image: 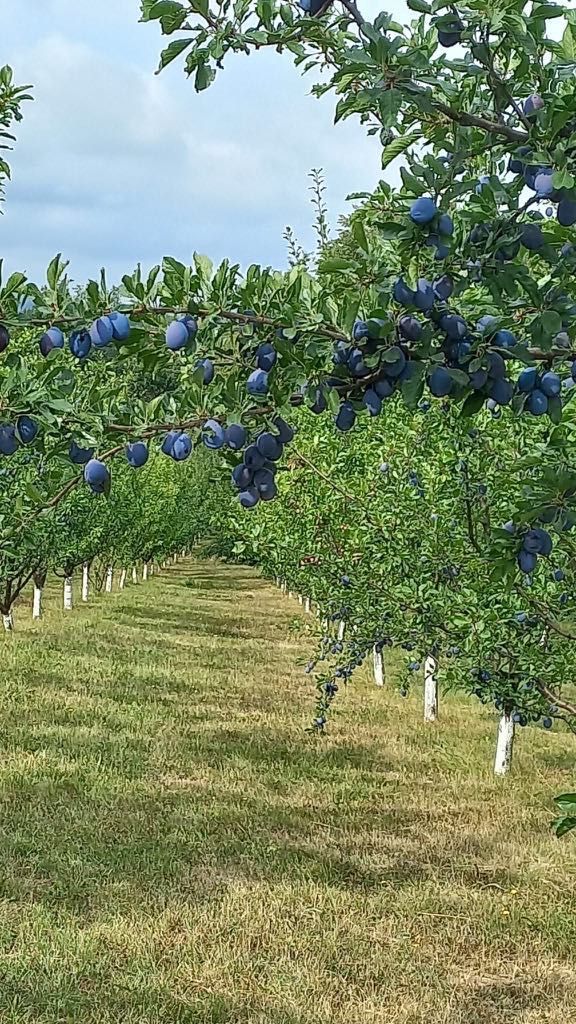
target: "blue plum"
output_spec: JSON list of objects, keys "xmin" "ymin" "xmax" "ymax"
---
[
  {"xmin": 540, "ymin": 371, "xmax": 561, "ymax": 398},
  {"xmin": 69, "ymin": 330, "xmax": 92, "ymax": 359},
  {"xmin": 126, "ymin": 441, "xmax": 149, "ymax": 468},
  {"xmin": 398, "ymin": 316, "xmax": 422, "ymax": 342},
  {"xmin": 429, "ymin": 366, "xmax": 453, "ymax": 397},
  {"xmin": 273, "ymin": 416, "xmax": 294, "ymax": 443},
  {"xmin": 238, "ymin": 487, "xmax": 260, "ymax": 509},
  {"xmin": 0, "ymin": 324, "xmax": 9, "ymax": 352},
  {"xmin": 69, "ymin": 440, "xmax": 95, "ymax": 465},
  {"xmin": 202, "ymin": 420, "xmax": 226, "ymax": 450},
  {"xmin": 196, "ymin": 358, "xmax": 214, "ymax": 385},
  {"xmin": 108, "ymin": 312, "xmax": 131, "ymax": 341},
  {"xmin": 335, "ymin": 401, "xmax": 356, "ymax": 432},
  {"xmin": 89, "ymin": 316, "xmax": 114, "ymax": 348},
  {"xmin": 39, "ymin": 327, "xmax": 64, "ymax": 357},
  {"xmin": 0, "ymin": 424, "xmax": 19, "ymax": 456},
  {"xmin": 225, "ymin": 424, "xmax": 247, "ymax": 450},
  {"xmin": 166, "ymin": 320, "xmax": 190, "ymax": 351},
  {"xmin": 247, "ymin": 369, "xmax": 269, "ymax": 395},
  {"xmin": 232, "ymin": 464, "xmax": 253, "ymax": 489},
  {"xmin": 518, "ymin": 549, "xmax": 537, "ymax": 574},
  {"xmin": 518, "ymin": 367, "xmax": 538, "ymax": 392},
  {"xmin": 526, "ymin": 389, "xmax": 548, "ymax": 416},
  {"xmin": 16, "ymin": 416, "xmax": 38, "ymax": 445},
  {"xmin": 244, "ymin": 444, "xmax": 266, "ymax": 470},
  {"xmin": 363, "ymin": 388, "xmax": 382, "ymax": 416},
  {"xmin": 558, "ymin": 198, "xmax": 576, "ymax": 226},
  {"xmin": 410, "ymin": 197, "xmax": 437, "ymax": 225},
  {"xmin": 256, "ymin": 432, "xmax": 283, "ymax": 461},
  {"xmin": 172, "ymin": 433, "xmax": 192, "ymax": 461},
  {"xmin": 161, "ymin": 430, "xmax": 181, "ymax": 457},
  {"xmin": 393, "ymin": 277, "xmax": 415, "ymax": 306},
  {"xmin": 256, "ymin": 343, "xmax": 277, "ymax": 372},
  {"xmin": 84, "ymin": 459, "xmax": 110, "ymax": 494}
]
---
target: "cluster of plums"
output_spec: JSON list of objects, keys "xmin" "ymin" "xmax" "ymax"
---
[
  {"xmin": 509, "ymin": 131, "xmax": 576, "ymax": 227},
  {"xmin": 39, "ymin": 313, "xmax": 131, "ymax": 359},
  {"xmin": 505, "ymin": 523, "xmax": 554, "ymax": 574},
  {"xmin": 231, "ymin": 416, "xmax": 294, "ymax": 508},
  {"xmin": 408, "ymin": 196, "xmax": 453, "ymax": 260},
  {"xmin": 0, "ymin": 415, "xmax": 39, "ymax": 455},
  {"xmin": 246, "ymin": 342, "xmax": 277, "ymax": 397}
]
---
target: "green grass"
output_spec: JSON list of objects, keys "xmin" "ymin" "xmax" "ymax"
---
[{"xmin": 0, "ymin": 560, "xmax": 575, "ymax": 1023}]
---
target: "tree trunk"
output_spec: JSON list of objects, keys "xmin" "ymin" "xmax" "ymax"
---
[
  {"xmin": 424, "ymin": 655, "xmax": 438, "ymax": 722},
  {"xmin": 337, "ymin": 620, "xmax": 346, "ymax": 642},
  {"xmin": 373, "ymin": 646, "xmax": 385, "ymax": 687},
  {"xmin": 63, "ymin": 577, "xmax": 73, "ymax": 611},
  {"xmin": 494, "ymin": 713, "xmax": 515, "ymax": 776},
  {"xmin": 119, "ymin": 568, "xmax": 127, "ymax": 590},
  {"xmin": 3, "ymin": 612, "xmax": 14, "ymax": 632},
  {"xmin": 32, "ymin": 585, "xmax": 42, "ymax": 620},
  {"xmin": 143, "ymin": 562, "xmax": 149, "ymax": 582},
  {"xmin": 105, "ymin": 566, "xmax": 114, "ymax": 593},
  {"xmin": 304, "ymin": 596, "xmax": 311, "ymax": 613},
  {"xmin": 82, "ymin": 563, "xmax": 90, "ymax": 603},
  {"xmin": 132, "ymin": 566, "xmax": 138, "ymax": 584}
]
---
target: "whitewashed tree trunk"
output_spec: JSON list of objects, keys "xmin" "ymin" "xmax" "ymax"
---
[
  {"xmin": 143, "ymin": 562, "xmax": 149, "ymax": 582},
  {"xmin": 32, "ymin": 585, "xmax": 42, "ymax": 621},
  {"xmin": 288, "ymin": 590, "xmax": 293, "ymax": 599},
  {"xmin": 82, "ymin": 563, "xmax": 89, "ymax": 603},
  {"xmin": 132, "ymin": 566, "xmax": 138, "ymax": 584},
  {"xmin": 105, "ymin": 566, "xmax": 113, "ymax": 593},
  {"xmin": 304, "ymin": 597, "xmax": 311, "ymax": 613},
  {"xmin": 173, "ymin": 553, "xmax": 178, "ymax": 564},
  {"xmin": 337, "ymin": 620, "xmax": 346, "ymax": 642},
  {"xmin": 298, "ymin": 594, "xmax": 303, "ymax": 605},
  {"xmin": 3, "ymin": 612, "xmax": 14, "ymax": 631},
  {"xmin": 373, "ymin": 646, "xmax": 385, "ymax": 687},
  {"xmin": 63, "ymin": 577, "xmax": 73, "ymax": 611},
  {"xmin": 494, "ymin": 713, "xmax": 515, "ymax": 776},
  {"xmin": 119, "ymin": 568, "xmax": 127, "ymax": 590},
  {"xmin": 149, "ymin": 563, "xmax": 154, "ymax": 576},
  {"xmin": 424, "ymin": 655, "xmax": 438, "ymax": 722}
]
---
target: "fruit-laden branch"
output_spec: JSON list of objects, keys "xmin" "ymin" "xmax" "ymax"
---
[{"xmin": 536, "ymin": 679, "xmax": 576, "ymax": 720}]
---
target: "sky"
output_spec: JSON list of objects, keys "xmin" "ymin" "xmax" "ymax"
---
[{"xmin": 0, "ymin": 0, "xmax": 408, "ymax": 287}]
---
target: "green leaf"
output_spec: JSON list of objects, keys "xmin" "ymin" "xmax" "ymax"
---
[
  {"xmin": 195, "ymin": 62, "xmax": 216, "ymax": 92},
  {"xmin": 407, "ymin": 0, "xmax": 431, "ymax": 11},
  {"xmin": 460, "ymin": 391, "xmax": 486, "ymax": 417},
  {"xmin": 531, "ymin": 3, "xmax": 565, "ymax": 18},
  {"xmin": 552, "ymin": 169, "xmax": 575, "ymax": 190},
  {"xmin": 554, "ymin": 792, "xmax": 576, "ymax": 812},
  {"xmin": 157, "ymin": 38, "xmax": 192, "ymax": 72},
  {"xmin": 381, "ymin": 131, "xmax": 421, "ymax": 170},
  {"xmin": 317, "ymin": 258, "xmax": 355, "ymax": 273},
  {"xmin": 554, "ymin": 816, "xmax": 576, "ymax": 838}
]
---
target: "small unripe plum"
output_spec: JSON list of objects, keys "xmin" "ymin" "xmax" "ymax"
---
[
  {"xmin": 16, "ymin": 416, "xmax": 38, "ymax": 445},
  {"xmin": 39, "ymin": 326, "xmax": 64, "ymax": 357},
  {"xmin": 225, "ymin": 423, "xmax": 247, "ymax": 450},
  {"xmin": 69, "ymin": 330, "xmax": 92, "ymax": 359},
  {"xmin": 409, "ymin": 197, "xmax": 437, "ymax": 225},
  {"xmin": 89, "ymin": 316, "xmax": 114, "ymax": 348},
  {"xmin": 247, "ymin": 369, "xmax": 269, "ymax": 395},
  {"xmin": 553, "ymin": 568, "xmax": 565, "ymax": 582},
  {"xmin": 69, "ymin": 440, "xmax": 95, "ymax": 465},
  {"xmin": 256, "ymin": 343, "xmax": 277, "ymax": 372},
  {"xmin": 84, "ymin": 459, "xmax": 110, "ymax": 494},
  {"xmin": 126, "ymin": 441, "xmax": 149, "ymax": 468}
]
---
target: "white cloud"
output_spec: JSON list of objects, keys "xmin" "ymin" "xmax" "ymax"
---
[{"xmin": 1, "ymin": 0, "xmax": 408, "ymax": 283}]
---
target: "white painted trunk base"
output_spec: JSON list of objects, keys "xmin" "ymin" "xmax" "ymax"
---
[
  {"xmin": 373, "ymin": 646, "xmax": 385, "ymax": 687},
  {"xmin": 494, "ymin": 713, "xmax": 515, "ymax": 776},
  {"xmin": 132, "ymin": 566, "xmax": 138, "ymax": 584},
  {"xmin": 63, "ymin": 577, "xmax": 73, "ymax": 611},
  {"xmin": 424, "ymin": 655, "xmax": 438, "ymax": 722},
  {"xmin": 105, "ymin": 566, "xmax": 113, "ymax": 593},
  {"xmin": 337, "ymin": 620, "xmax": 346, "ymax": 642},
  {"xmin": 119, "ymin": 569, "xmax": 127, "ymax": 590},
  {"xmin": 3, "ymin": 612, "xmax": 14, "ymax": 631},
  {"xmin": 304, "ymin": 597, "xmax": 311, "ymax": 614},
  {"xmin": 32, "ymin": 585, "xmax": 42, "ymax": 621},
  {"xmin": 82, "ymin": 563, "xmax": 89, "ymax": 603},
  {"xmin": 143, "ymin": 563, "xmax": 149, "ymax": 582}
]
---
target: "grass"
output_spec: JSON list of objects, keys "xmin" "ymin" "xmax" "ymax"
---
[{"xmin": 0, "ymin": 559, "xmax": 575, "ymax": 1023}]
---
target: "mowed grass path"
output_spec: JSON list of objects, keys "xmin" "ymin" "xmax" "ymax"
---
[{"xmin": 0, "ymin": 560, "xmax": 575, "ymax": 1023}]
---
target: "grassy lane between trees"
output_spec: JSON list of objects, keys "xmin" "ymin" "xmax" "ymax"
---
[{"xmin": 0, "ymin": 559, "xmax": 574, "ymax": 1024}]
